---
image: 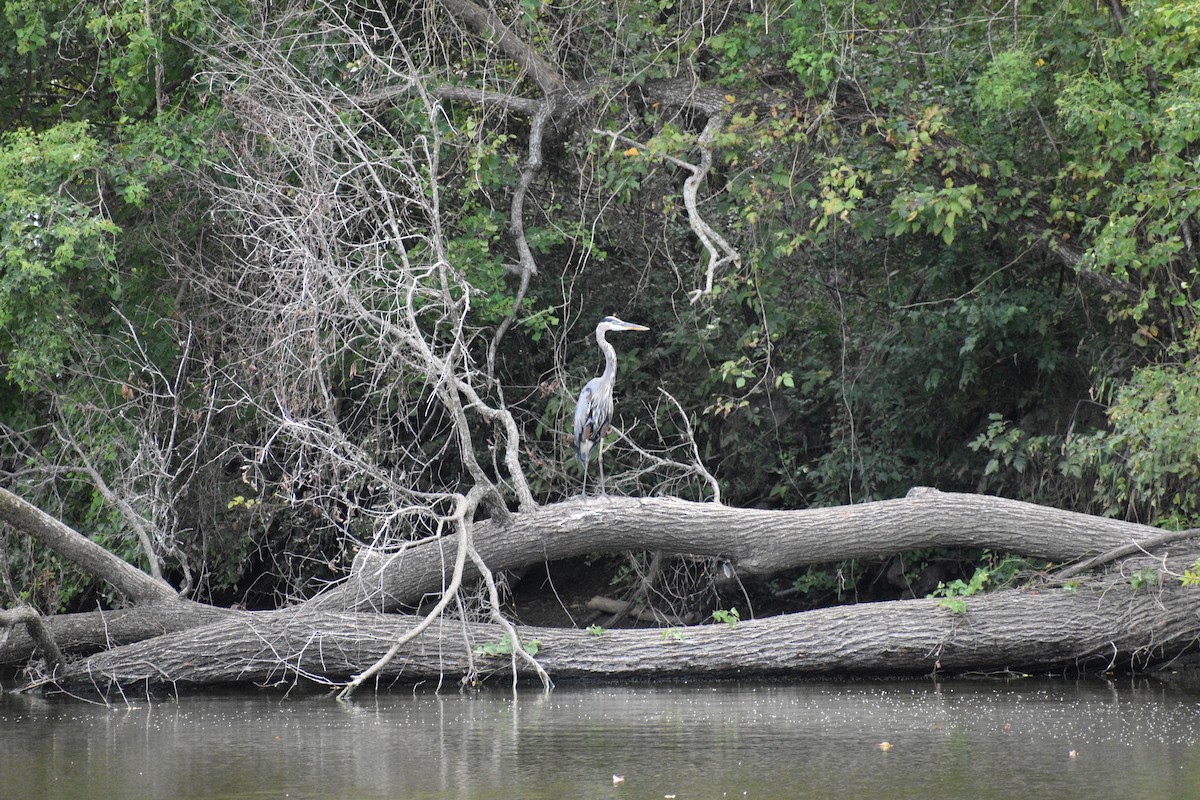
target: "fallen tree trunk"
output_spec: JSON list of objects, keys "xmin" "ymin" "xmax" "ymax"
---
[
  {"xmin": 52, "ymin": 555, "xmax": 1200, "ymax": 691},
  {"xmin": 310, "ymin": 488, "xmax": 1168, "ymax": 612},
  {"xmin": 0, "ymin": 601, "xmax": 238, "ymax": 667},
  {"xmin": 6, "ymin": 486, "xmax": 1200, "ymax": 691}
]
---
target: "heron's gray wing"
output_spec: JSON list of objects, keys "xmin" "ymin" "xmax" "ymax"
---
[
  {"xmin": 573, "ymin": 377, "xmax": 611, "ymax": 462},
  {"xmin": 573, "ymin": 382, "xmax": 595, "ymax": 440}
]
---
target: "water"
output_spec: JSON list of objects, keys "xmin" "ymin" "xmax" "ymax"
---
[{"xmin": 3, "ymin": 678, "xmax": 1200, "ymax": 799}]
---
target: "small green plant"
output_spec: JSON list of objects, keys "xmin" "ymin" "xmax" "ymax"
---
[
  {"xmin": 931, "ymin": 566, "xmax": 990, "ymax": 614},
  {"xmin": 1130, "ymin": 567, "xmax": 1158, "ymax": 591},
  {"xmin": 931, "ymin": 567, "xmax": 988, "ymax": 613},
  {"xmin": 929, "ymin": 551, "xmax": 1034, "ymax": 613},
  {"xmin": 586, "ymin": 624, "xmax": 606, "ymax": 636},
  {"xmin": 661, "ymin": 627, "xmax": 686, "ymax": 642},
  {"xmin": 938, "ymin": 596, "xmax": 968, "ymax": 615},
  {"xmin": 1179, "ymin": 559, "xmax": 1200, "ymax": 587},
  {"xmin": 712, "ymin": 607, "xmax": 741, "ymax": 627},
  {"xmin": 474, "ymin": 634, "xmax": 541, "ymax": 657},
  {"xmin": 790, "ymin": 566, "xmax": 841, "ymax": 598}
]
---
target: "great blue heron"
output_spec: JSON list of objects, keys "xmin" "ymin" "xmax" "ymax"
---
[{"xmin": 573, "ymin": 315, "xmax": 649, "ymax": 494}]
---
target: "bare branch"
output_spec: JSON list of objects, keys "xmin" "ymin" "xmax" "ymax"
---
[
  {"xmin": 54, "ymin": 423, "xmax": 164, "ymax": 582},
  {"xmin": 687, "ymin": 115, "xmax": 741, "ymax": 297},
  {"xmin": 336, "ymin": 488, "xmax": 479, "ymax": 699},
  {"xmin": 1055, "ymin": 527, "xmax": 1200, "ymax": 580},
  {"xmin": 592, "ymin": 120, "xmax": 741, "ymax": 299},
  {"xmin": 432, "ymin": 85, "xmax": 542, "ymax": 114},
  {"xmin": 0, "ymin": 487, "xmax": 177, "ymax": 604},
  {"xmin": 487, "ymin": 97, "xmax": 554, "ymax": 377},
  {"xmin": 436, "ymin": 0, "xmax": 566, "ymax": 95},
  {"xmin": 0, "ymin": 606, "xmax": 63, "ymax": 671}
]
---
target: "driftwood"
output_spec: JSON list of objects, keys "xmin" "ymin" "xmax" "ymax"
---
[
  {"xmin": 4, "ymin": 486, "xmax": 1200, "ymax": 691},
  {"xmin": 585, "ymin": 595, "xmax": 698, "ymax": 626}
]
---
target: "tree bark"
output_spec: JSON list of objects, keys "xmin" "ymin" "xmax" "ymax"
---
[
  {"xmin": 52, "ymin": 561, "xmax": 1200, "ymax": 690},
  {"xmin": 310, "ymin": 489, "xmax": 1166, "ymax": 612},
  {"xmin": 0, "ymin": 601, "xmax": 237, "ymax": 668}
]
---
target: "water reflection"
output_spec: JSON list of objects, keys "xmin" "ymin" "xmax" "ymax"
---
[{"xmin": 3, "ymin": 678, "xmax": 1200, "ymax": 799}]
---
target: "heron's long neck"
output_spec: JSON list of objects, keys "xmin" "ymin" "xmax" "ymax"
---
[{"xmin": 597, "ymin": 329, "xmax": 618, "ymax": 384}]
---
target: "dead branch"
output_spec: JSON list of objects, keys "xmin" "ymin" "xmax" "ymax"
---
[
  {"xmin": 431, "ymin": 86, "xmax": 543, "ymax": 114},
  {"xmin": 591, "ymin": 120, "xmax": 740, "ymax": 300},
  {"xmin": 602, "ymin": 550, "xmax": 664, "ymax": 627},
  {"xmin": 0, "ymin": 487, "xmax": 177, "ymax": 605},
  {"xmin": 487, "ymin": 96, "xmax": 555, "ymax": 377},
  {"xmin": 437, "ymin": 0, "xmax": 566, "ymax": 95},
  {"xmin": 336, "ymin": 489, "xmax": 478, "ymax": 699},
  {"xmin": 0, "ymin": 606, "xmax": 64, "ymax": 671},
  {"xmin": 1055, "ymin": 527, "xmax": 1200, "ymax": 581},
  {"xmin": 683, "ymin": 114, "xmax": 741, "ymax": 298}
]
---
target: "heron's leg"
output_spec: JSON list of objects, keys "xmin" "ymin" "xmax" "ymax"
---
[
  {"xmin": 597, "ymin": 438, "xmax": 606, "ymax": 495},
  {"xmin": 580, "ymin": 458, "xmax": 589, "ymax": 497}
]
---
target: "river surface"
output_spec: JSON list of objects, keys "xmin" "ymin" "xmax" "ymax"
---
[{"xmin": 3, "ymin": 678, "xmax": 1200, "ymax": 799}]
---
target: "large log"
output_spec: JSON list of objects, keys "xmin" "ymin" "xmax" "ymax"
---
[
  {"xmin": 310, "ymin": 489, "xmax": 1166, "ymax": 612},
  {"xmin": 52, "ymin": 559, "xmax": 1200, "ymax": 690},
  {"xmin": 0, "ymin": 601, "xmax": 238, "ymax": 668},
  {"xmin": 8, "ymin": 487, "xmax": 1198, "ymax": 691}
]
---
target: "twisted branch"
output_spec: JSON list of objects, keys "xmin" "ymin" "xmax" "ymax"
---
[{"xmin": 592, "ymin": 119, "xmax": 741, "ymax": 300}]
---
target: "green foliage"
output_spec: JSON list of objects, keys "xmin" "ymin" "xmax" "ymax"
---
[
  {"xmin": 1179, "ymin": 559, "xmax": 1200, "ymax": 587},
  {"xmin": 227, "ymin": 496, "xmax": 258, "ymax": 510},
  {"xmin": 976, "ymin": 355, "xmax": 1200, "ymax": 528},
  {"xmin": 711, "ymin": 607, "xmax": 740, "ymax": 627},
  {"xmin": 975, "ymin": 50, "xmax": 1041, "ymax": 115},
  {"xmin": 931, "ymin": 552, "xmax": 1033, "ymax": 612},
  {"xmin": 0, "ymin": 123, "xmax": 120, "ymax": 386},
  {"xmin": 1130, "ymin": 567, "xmax": 1158, "ymax": 591},
  {"xmin": 971, "ymin": 415, "xmax": 1031, "ymax": 478},
  {"xmin": 474, "ymin": 634, "xmax": 542, "ymax": 658},
  {"xmin": 1091, "ymin": 362, "xmax": 1200, "ymax": 526},
  {"xmin": 707, "ymin": 5, "xmax": 837, "ymax": 95},
  {"xmin": 937, "ymin": 594, "xmax": 968, "ymax": 615},
  {"xmin": 1051, "ymin": 359, "xmax": 1200, "ymax": 527},
  {"xmin": 1052, "ymin": 0, "xmax": 1200, "ymax": 326},
  {"xmin": 0, "ymin": 0, "xmax": 239, "ymax": 610},
  {"xmin": 790, "ymin": 567, "xmax": 843, "ymax": 598}
]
